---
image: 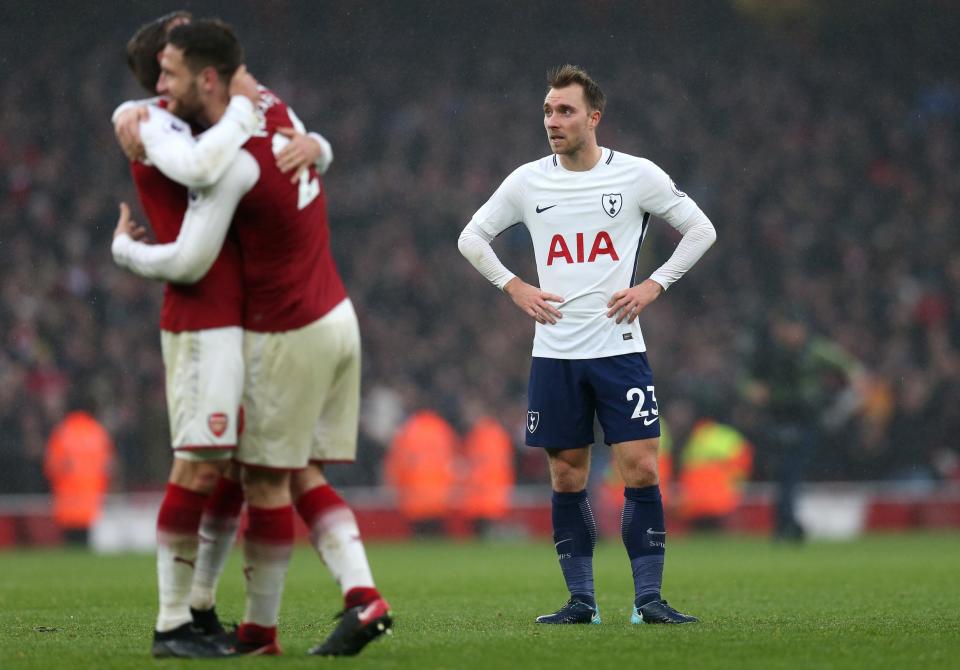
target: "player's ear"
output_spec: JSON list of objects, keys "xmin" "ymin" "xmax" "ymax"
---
[
  {"xmin": 589, "ymin": 109, "xmax": 601, "ymax": 129},
  {"xmin": 199, "ymin": 66, "xmax": 218, "ymax": 93}
]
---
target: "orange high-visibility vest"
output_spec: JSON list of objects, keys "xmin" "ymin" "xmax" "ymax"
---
[
  {"xmin": 43, "ymin": 411, "xmax": 114, "ymax": 529},
  {"xmin": 385, "ymin": 410, "xmax": 457, "ymax": 520},
  {"xmin": 678, "ymin": 420, "xmax": 752, "ymax": 520},
  {"xmin": 460, "ymin": 417, "xmax": 514, "ymax": 520}
]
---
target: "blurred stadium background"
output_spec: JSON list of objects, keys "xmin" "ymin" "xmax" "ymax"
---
[{"xmin": 1, "ymin": 0, "xmax": 960, "ymax": 549}]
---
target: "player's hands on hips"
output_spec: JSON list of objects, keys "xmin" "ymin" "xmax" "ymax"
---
[
  {"xmin": 114, "ymin": 106, "xmax": 148, "ymax": 162},
  {"xmin": 114, "ymin": 203, "xmax": 147, "ymax": 241},
  {"xmin": 607, "ymin": 278, "xmax": 663, "ymax": 324},
  {"xmin": 504, "ymin": 278, "xmax": 564, "ymax": 325},
  {"xmin": 275, "ymin": 127, "xmax": 322, "ymax": 182},
  {"xmin": 229, "ymin": 65, "xmax": 260, "ymax": 105}
]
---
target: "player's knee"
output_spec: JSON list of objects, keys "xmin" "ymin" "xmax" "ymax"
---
[
  {"xmin": 290, "ymin": 463, "xmax": 327, "ymax": 499},
  {"xmin": 622, "ymin": 460, "xmax": 659, "ymax": 488},
  {"xmin": 170, "ymin": 458, "xmax": 223, "ymax": 493},
  {"xmin": 549, "ymin": 463, "xmax": 589, "ymax": 492},
  {"xmin": 242, "ymin": 465, "xmax": 291, "ymax": 507}
]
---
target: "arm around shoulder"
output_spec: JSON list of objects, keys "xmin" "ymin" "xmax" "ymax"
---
[{"xmin": 143, "ymin": 96, "xmax": 259, "ymax": 189}]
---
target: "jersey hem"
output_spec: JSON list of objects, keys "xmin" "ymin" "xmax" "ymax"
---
[
  {"xmin": 530, "ymin": 345, "xmax": 647, "ymax": 360},
  {"xmin": 173, "ymin": 444, "xmax": 237, "ymax": 451}
]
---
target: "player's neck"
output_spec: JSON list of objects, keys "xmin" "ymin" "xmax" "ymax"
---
[
  {"xmin": 557, "ymin": 143, "xmax": 602, "ymax": 172},
  {"xmin": 197, "ymin": 97, "xmax": 230, "ymax": 129}
]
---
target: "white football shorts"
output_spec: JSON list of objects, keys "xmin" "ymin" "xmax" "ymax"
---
[
  {"xmin": 161, "ymin": 326, "xmax": 244, "ymax": 461},
  {"xmin": 237, "ymin": 299, "xmax": 360, "ymax": 469}
]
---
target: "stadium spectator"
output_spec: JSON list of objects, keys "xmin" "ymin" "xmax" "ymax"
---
[{"xmin": 743, "ymin": 309, "xmax": 866, "ymax": 541}]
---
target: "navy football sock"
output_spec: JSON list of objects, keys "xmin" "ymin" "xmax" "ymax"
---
[
  {"xmin": 551, "ymin": 490, "xmax": 597, "ymax": 607},
  {"xmin": 622, "ymin": 485, "xmax": 666, "ymax": 607}
]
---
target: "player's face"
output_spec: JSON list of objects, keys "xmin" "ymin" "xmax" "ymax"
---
[
  {"xmin": 157, "ymin": 44, "xmax": 203, "ymax": 121},
  {"xmin": 543, "ymin": 85, "xmax": 598, "ymax": 156}
]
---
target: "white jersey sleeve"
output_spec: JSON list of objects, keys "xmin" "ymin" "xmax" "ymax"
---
[
  {"xmin": 111, "ymin": 97, "xmax": 161, "ymax": 123},
  {"xmin": 634, "ymin": 159, "xmax": 717, "ymax": 290},
  {"xmin": 458, "ymin": 167, "xmax": 525, "ymax": 289},
  {"xmin": 139, "ymin": 96, "xmax": 259, "ymax": 189},
  {"xmin": 112, "ymin": 151, "xmax": 259, "ymax": 283},
  {"xmin": 284, "ymin": 105, "xmax": 335, "ymax": 176},
  {"xmin": 308, "ymin": 132, "xmax": 334, "ymax": 175},
  {"xmin": 457, "ymin": 221, "xmax": 517, "ymax": 290},
  {"xmin": 468, "ymin": 167, "xmax": 526, "ymax": 237}
]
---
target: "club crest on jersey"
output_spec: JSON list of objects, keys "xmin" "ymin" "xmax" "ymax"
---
[
  {"xmin": 603, "ymin": 193, "xmax": 623, "ymax": 218},
  {"xmin": 527, "ymin": 411, "xmax": 540, "ymax": 433},
  {"xmin": 208, "ymin": 412, "xmax": 228, "ymax": 438}
]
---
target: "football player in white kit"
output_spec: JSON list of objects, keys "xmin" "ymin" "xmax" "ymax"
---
[{"xmin": 459, "ymin": 65, "xmax": 716, "ymax": 625}]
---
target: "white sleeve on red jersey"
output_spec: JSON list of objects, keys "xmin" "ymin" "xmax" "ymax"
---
[
  {"xmin": 308, "ymin": 131, "xmax": 333, "ymax": 175},
  {"xmin": 112, "ymin": 151, "xmax": 259, "ymax": 283},
  {"xmin": 283, "ymin": 105, "xmax": 333, "ymax": 175},
  {"xmin": 111, "ymin": 97, "xmax": 162, "ymax": 123},
  {"xmin": 140, "ymin": 96, "xmax": 259, "ymax": 189},
  {"xmin": 634, "ymin": 159, "xmax": 717, "ymax": 291}
]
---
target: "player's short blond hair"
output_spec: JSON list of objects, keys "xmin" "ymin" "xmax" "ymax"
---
[{"xmin": 547, "ymin": 64, "xmax": 606, "ymax": 113}]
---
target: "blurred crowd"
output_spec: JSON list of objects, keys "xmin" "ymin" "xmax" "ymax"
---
[{"xmin": 1, "ymin": 1, "xmax": 958, "ymax": 494}]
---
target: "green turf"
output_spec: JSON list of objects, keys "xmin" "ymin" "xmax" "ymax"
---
[{"xmin": 1, "ymin": 534, "xmax": 958, "ymax": 669}]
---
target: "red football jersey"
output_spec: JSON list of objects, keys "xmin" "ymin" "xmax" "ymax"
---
[
  {"xmin": 233, "ymin": 90, "xmax": 347, "ymax": 332},
  {"xmin": 130, "ymin": 161, "xmax": 244, "ymax": 332}
]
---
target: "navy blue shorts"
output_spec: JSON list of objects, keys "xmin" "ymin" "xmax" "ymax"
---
[{"xmin": 525, "ymin": 353, "xmax": 661, "ymax": 449}]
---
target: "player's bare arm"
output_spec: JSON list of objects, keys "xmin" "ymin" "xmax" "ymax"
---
[
  {"xmin": 113, "ymin": 202, "xmax": 148, "ymax": 242},
  {"xmin": 504, "ymin": 277, "xmax": 564, "ymax": 325},
  {"xmin": 275, "ymin": 127, "xmax": 323, "ymax": 181},
  {"xmin": 115, "ymin": 106, "xmax": 149, "ymax": 161},
  {"xmin": 606, "ymin": 278, "xmax": 663, "ymax": 324}
]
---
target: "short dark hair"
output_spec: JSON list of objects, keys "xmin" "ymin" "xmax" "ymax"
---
[
  {"xmin": 167, "ymin": 19, "xmax": 243, "ymax": 85},
  {"xmin": 547, "ymin": 64, "xmax": 606, "ymax": 113},
  {"xmin": 125, "ymin": 11, "xmax": 192, "ymax": 93}
]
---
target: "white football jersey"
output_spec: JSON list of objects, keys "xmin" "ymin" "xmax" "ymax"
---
[{"xmin": 469, "ymin": 148, "xmax": 703, "ymax": 359}]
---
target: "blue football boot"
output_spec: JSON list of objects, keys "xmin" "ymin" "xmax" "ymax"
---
[
  {"xmin": 535, "ymin": 598, "xmax": 601, "ymax": 624},
  {"xmin": 631, "ymin": 599, "xmax": 698, "ymax": 624}
]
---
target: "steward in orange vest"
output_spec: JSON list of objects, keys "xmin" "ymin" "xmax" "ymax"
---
[
  {"xmin": 385, "ymin": 410, "xmax": 457, "ymax": 536},
  {"xmin": 44, "ymin": 410, "xmax": 114, "ymax": 545},
  {"xmin": 677, "ymin": 419, "xmax": 752, "ymax": 529},
  {"xmin": 460, "ymin": 416, "xmax": 515, "ymax": 537}
]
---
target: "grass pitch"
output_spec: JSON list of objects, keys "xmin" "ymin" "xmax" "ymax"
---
[{"xmin": 1, "ymin": 534, "xmax": 958, "ymax": 669}]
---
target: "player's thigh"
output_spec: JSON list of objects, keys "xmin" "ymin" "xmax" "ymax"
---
[
  {"xmin": 238, "ymin": 322, "xmax": 331, "ymax": 469},
  {"xmin": 590, "ymin": 353, "xmax": 661, "ymax": 445},
  {"xmin": 526, "ymin": 357, "xmax": 595, "ymax": 449},
  {"xmin": 161, "ymin": 327, "xmax": 244, "ymax": 453},
  {"xmin": 310, "ymin": 302, "xmax": 362, "ymax": 464}
]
